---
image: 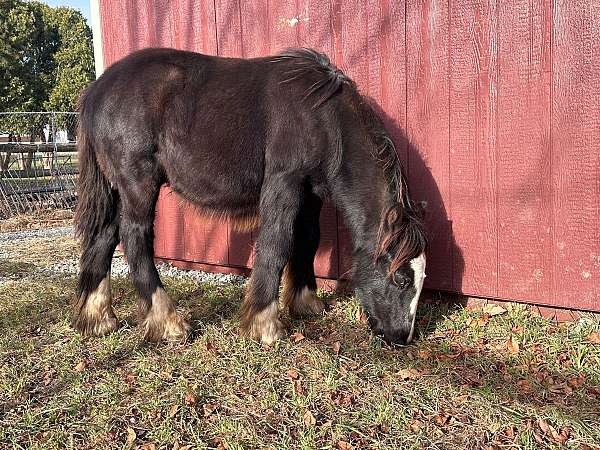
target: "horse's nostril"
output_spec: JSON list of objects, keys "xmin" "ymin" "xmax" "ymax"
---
[{"xmin": 384, "ymin": 330, "xmax": 411, "ymax": 346}]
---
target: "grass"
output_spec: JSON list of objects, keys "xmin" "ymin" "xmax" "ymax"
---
[{"xmin": 1, "ymin": 219, "xmax": 599, "ymax": 449}]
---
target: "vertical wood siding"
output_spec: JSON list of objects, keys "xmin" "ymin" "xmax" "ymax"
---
[{"xmin": 99, "ymin": 0, "xmax": 600, "ymax": 311}]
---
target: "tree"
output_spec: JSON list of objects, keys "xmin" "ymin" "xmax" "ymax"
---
[
  {"xmin": 0, "ymin": 0, "xmax": 94, "ymax": 136},
  {"xmin": 44, "ymin": 6, "xmax": 95, "ymax": 113}
]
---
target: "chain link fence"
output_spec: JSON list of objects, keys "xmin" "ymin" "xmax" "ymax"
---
[{"xmin": 0, "ymin": 112, "xmax": 78, "ymax": 218}]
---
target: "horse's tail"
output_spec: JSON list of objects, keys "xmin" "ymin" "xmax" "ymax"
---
[{"xmin": 74, "ymin": 91, "xmax": 117, "ymax": 252}]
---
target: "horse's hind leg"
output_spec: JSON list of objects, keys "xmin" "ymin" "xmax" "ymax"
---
[
  {"xmin": 283, "ymin": 191, "xmax": 326, "ymax": 318},
  {"xmin": 240, "ymin": 174, "xmax": 303, "ymax": 344},
  {"xmin": 119, "ymin": 181, "xmax": 190, "ymax": 342},
  {"xmin": 74, "ymin": 212, "xmax": 120, "ymax": 336}
]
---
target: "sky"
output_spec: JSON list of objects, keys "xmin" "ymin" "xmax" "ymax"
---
[{"xmin": 41, "ymin": 0, "xmax": 91, "ymax": 24}]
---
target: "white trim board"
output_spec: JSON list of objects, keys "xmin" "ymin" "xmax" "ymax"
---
[{"xmin": 90, "ymin": 0, "xmax": 104, "ymax": 77}]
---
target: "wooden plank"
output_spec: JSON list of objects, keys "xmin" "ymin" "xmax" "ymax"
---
[
  {"xmin": 552, "ymin": 0, "xmax": 600, "ymax": 310},
  {"xmin": 406, "ymin": 0, "xmax": 453, "ymax": 290},
  {"xmin": 378, "ymin": 0, "xmax": 408, "ymax": 165},
  {"xmin": 239, "ymin": 1, "xmax": 270, "ymax": 57},
  {"xmin": 183, "ymin": 206, "xmax": 229, "ymax": 266},
  {"xmin": 314, "ymin": 201, "xmax": 339, "ymax": 279},
  {"xmin": 338, "ymin": 0, "xmax": 368, "ymax": 86},
  {"xmin": 214, "ymin": 0, "xmax": 243, "ymax": 56},
  {"xmin": 154, "ymin": 186, "xmax": 185, "ymax": 260},
  {"xmin": 130, "ymin": 0, "xmax": 157, "ymax": 47},
  {"xmin": 100, "ymin": 0, "xmax": 134, "ymax": 65},
  {"xmin": 496, "ymin": 0, "xmax": 552, "ymax": 302},
  {"xmin": 173, "ymin": 0, "xmax": 218, "ymax": 54},
  {"xmin": 449, "ymin": 0, "xmax": 499, "ymax": 297},
  {"xmin": 153, "ymin": 0, "xmax": 175, "ymax": 47},
  {"xmin": 268, "ymin": 0, "xmax": 299, "ymax": 52},
  {"xmin": 297, "ymin": 0, "xmax": 333, "ymax": 55},
  {"xmin": 332, "ymin": 0, "xmax": 368, "ymax": 277}
]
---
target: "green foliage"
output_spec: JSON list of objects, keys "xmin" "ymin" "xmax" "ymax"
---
[
  {"xmin": 0, "ymin": 0, "xmax": 94, "ymax": 132},
  {"xmin": 44, "ymin": 6, "xmax": 95, "ymax": 112}
]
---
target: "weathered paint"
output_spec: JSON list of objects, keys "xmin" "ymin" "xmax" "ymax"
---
[{"xmin": 98, "ymin": 0, "xmax": 600, "ymax": 312}]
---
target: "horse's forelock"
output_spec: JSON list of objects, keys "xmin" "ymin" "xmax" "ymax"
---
[{"xmin": 376, "ymin": 204, "xmax": 427, "ymax": 277}]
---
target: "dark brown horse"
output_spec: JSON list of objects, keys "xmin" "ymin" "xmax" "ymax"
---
[{"xmin": 74, "ymin": 48, "xmax": 427, "ymax": 345}]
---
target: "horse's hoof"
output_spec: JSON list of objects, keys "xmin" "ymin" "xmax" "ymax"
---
[
  {"xmin": 242, "ymin": 303, "xmax": 285, "ymax": 345},
  {"xmin": 144, "ymin": 312, "xmax": 191, "ymax": 342},
  {"xmin": 256, "ymin": 318, "xmax": 285, "ymax": 345},
  {"xmin": 288, "ymin": 288, "xmax": 326, "ymax": 318},
  {"xmin": 73, "ymin": 308, "xmax": 119, "ymax": 337}
]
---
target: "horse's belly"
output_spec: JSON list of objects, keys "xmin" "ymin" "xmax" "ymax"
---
[{"xmin": 160, "ymin": 146, "xmax": 263, "ymax": 218}]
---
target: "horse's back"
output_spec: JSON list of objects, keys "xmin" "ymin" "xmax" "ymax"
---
[{"xmin": 79, "ymin": 48, "xmax": 344, "ymax": 218}]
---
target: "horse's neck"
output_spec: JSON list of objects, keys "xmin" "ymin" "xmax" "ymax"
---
[{"xmin": 332, "ymin": 166, "xmax": 388, "ymax": 255}]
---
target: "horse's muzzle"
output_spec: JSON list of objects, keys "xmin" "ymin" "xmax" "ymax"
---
[{"xmin": 376, "ymin": 328, "xmax": 413, "ymax": 346}]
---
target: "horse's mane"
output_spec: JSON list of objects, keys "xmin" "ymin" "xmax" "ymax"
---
[
  {"xmin": 354, "ymin": 97, "xmax": 427, "ymax": 275},
  {"xmin": 273, "ymin": 48, "xmax": 352, "ymax": 108},
  {"xmin": 274, "ymin": 48, "xmax": 426, "ymax": 275}
]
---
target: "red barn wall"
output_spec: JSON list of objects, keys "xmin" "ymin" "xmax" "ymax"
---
[{"xmin": 98, "ymin": 0, "xmax": 600, "ymax": 312}]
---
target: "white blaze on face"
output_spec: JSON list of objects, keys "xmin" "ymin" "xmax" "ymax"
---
[{"xmin": 407, "ymin": 253, "xmax": 426, "ymax": 343}]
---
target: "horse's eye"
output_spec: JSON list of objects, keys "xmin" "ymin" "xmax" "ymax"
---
[{"xmin": 393, "ymin": 273, "xmax": 410, "ymax": 289}]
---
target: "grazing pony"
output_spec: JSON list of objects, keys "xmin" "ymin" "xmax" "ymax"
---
[{"xmin": 74, "ymin": 48, "xmax": 427, "ymax": 345}]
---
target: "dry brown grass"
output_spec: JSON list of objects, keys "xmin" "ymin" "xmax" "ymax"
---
[
  {"xmin": 1, "ymin": 226, "xmax": 599, "ymax": 449},
  {"xmin": 0, "ymin": 209, "xmax": 74, "ymax": 233}
]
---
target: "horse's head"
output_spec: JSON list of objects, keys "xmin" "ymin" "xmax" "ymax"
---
[
  {"xmin": 355, "ymin": 251, "xmax": 426, "ymax": 345},
  {"xmin": 355, "ymin": 201, "xmax": 427, "ymax": 346}
]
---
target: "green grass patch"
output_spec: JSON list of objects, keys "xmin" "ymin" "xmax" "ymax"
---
[{"xmin": 0, "ymin": 233, "xmax": 599, "ymax": 449}]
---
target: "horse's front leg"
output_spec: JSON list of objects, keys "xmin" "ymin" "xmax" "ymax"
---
[{"xmin": 240, "ymin": 174, "xmax": 302, "ymax": 345}]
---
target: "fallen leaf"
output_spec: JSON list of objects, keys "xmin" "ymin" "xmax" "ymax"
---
[
  {"xmin": 377, "ymin": 422, "xmax": 390, "ymax": 434},
  {"xmin": 139, "ymin": 444, "xmax": 156, "ymax": 450},
  {"xmin": 517, "ymin": 379, "xmax": 534, "ymax": 393},
  {"xmin": 202, "ymin": 403, "xmax": 218, "ymax": 417},
  {"xmin": 408, "ymin": 419, "xmax": 423, "ymax": 432},
  {"xmin": 126, "ymin": 427, "xmax": 137, "ymax": 445},
  {"xmin": 532, "ymin": 431, "xmax": 544, "ymax": 444},
  {"xmin": 320, "ymin": 420, "xmax": 333, "ymax": 428},
  {"xmin": 475, "ymin": 315, "xmax": 490, "ymax": 327},
  {"xmin": 294, "ymin": 379, "xmax": 304, "ymax": 396},
  {"xmin": 332, "ymin": 341, "xmax": 341, "ymax": 354},
  {"xmin": 434, "ymin": 414, "xmax": 450, "ymax": 426},
  {"xmin": 397, "ymin": 368, "xmax": 424, "ymax": 380},
  {"xmin": 587, "ymin": 332, "xmax": 600, "ymax": 344},
  {"xmin": 125, "ymin": 373, "xmax": 136, "ymax": 384},
  {"xmin": 212, "ymin": 437, "xmax": 229, "ymax": 450},
  {"xmin": 504, "ymin": 426, "xmax": 515, "ymax": 440},
  {"xmin": 337, "ymin": 441, "xmax": 354, "ymax": 450},
  {"xmin": 417, "ymin": 350, "xmax": 432, "ymax": 359},
  {"xmin": 286, "ymin": 369, "xmax": 300, "ymax": 380},
  {"xmin": 74, "ymin": 361, "xmax": 87, "ymax": 372},
  {"xmin": 484, "ymin": 304, "xmax": 507, "ymax": 316},
  {"xmin": 506, "ymin": 336, "xmax": 520, "ymax": 354},
  {"xmin": 303, "ymin": 410, "xmax": 316, "ymax": 427},
  {"xmin": 549, "ymin": 426, "xmax": 569, "ymax": 444},
  {"xmin": 537, "ymin": 418, "xmax": 550, "ymax": 434},
  {"xmin": 512, "ymin": 326, "xmax": 525, "ymax": 334},
  {"xmin": 355, "ymin": 307, "xmax": 368, "ymax": 324},
  {"xmin": 290, "ymin": 332, "xmax": 305, "ymax": 343},
  {"xmin": 184, "ymin": 393, "xmax": 197, "ymax": 406},
  {"xmin": 330, "ymin": 391, "xmax": 354, "ymax": 407},
  {"xmin": 204, "ymin": 341, "xmax": 217, "ymax": 353},
  {"xmin": 567, "ymin": 375, "xmax": 585, "ymax": 389}
]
